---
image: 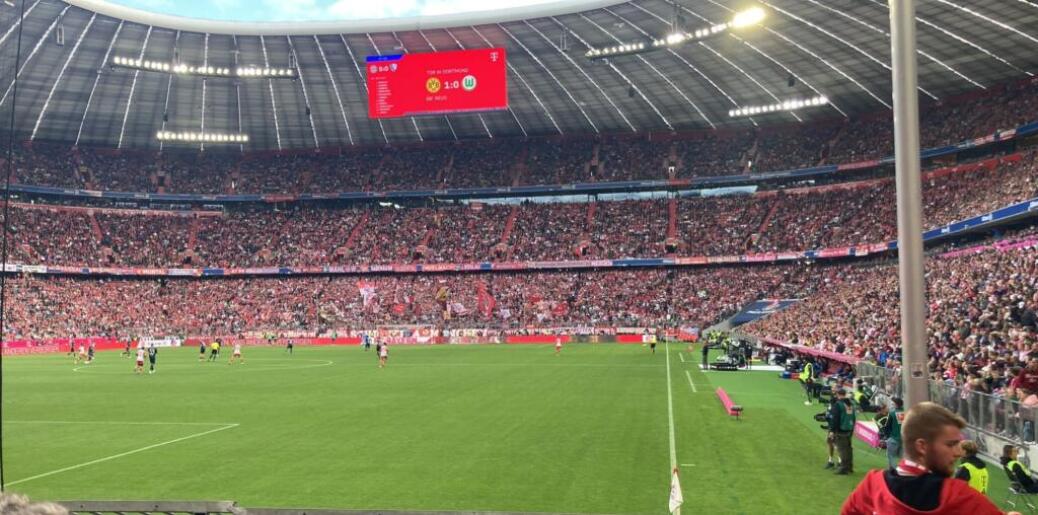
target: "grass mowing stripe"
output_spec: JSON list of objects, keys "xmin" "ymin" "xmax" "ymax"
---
[{"xmin": 6, "ymin": 423, "xmax": 239, "ymax": 487}]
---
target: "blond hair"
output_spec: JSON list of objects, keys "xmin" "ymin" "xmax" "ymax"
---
[
  {"xmin": 901, "ymin": 402, "xmax": 966, "ymax": 460},
  {"xmin": 0, "ymin": 492, "xmax": 68, "ymax": 515},
  {"xmin": 961, "ymin": 440, "xmax": 979, "ymax": 457}
]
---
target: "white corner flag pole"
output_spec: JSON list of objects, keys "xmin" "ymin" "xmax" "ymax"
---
[{"xmin": 669, "ymin": 467, "xmax": 683, "ymax": 515}]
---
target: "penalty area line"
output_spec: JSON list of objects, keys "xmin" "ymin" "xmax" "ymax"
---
[{"xmin": 5, "ymin": 423, "xmax": 239, "ymax": 487}]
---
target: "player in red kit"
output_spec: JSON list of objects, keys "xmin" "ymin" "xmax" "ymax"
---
[{"xmin": 842, "ymin": 402, "xmax": 1017, "ymax": 515}]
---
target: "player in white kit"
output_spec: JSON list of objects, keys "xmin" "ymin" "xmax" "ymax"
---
[
  {"xmin": 555, "ymin": 335, "xmax": 563, "ymax": 356},
  {"xmin": 378, "ymin": 342, "xmax": 388, "ymax": 368},
  {"xmin": 135, "ymin": 347, "xmax": 146, "ymax": 374},
  {"xmin": 229, "ymin": 342, "xmax": 244, "ymax": 364}
]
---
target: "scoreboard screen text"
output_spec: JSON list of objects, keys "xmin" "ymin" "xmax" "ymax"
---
[{"xmin": 367, "ymin": 48, "xmax": 508, "ymax": 119}]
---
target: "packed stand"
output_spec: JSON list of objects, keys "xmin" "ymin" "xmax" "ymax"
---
[
  {"xmin": 676, "ymin": 131, "xmax": 754, "ymax": 178},
  {"xmin": 595, "ymin": 139, "xmax": 668, "ymax": 181},
  {"xmin": 8, "ymin": 150, "xmax": 1038, "ymax": 268},
  {"xmin": 524, "ymin": 139, "xmax": 593, "ymax": 185},
  {"xmin": 1, "ymin": 264, "xmax": 821, "ymax": 339}
]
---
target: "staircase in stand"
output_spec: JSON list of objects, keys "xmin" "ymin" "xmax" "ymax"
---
[
  {"xmin": 819, "ymin": 123, "xmax": 847, "ymax": 166},
  {"xmin": 511, "ymin": 146, "xmax": 529, "ymax": 186},
  {"xmin": 436, "ymin": 151, "xmax": 454, "ymax": 187},
  {"xmin": 88, "ymin": 211, "xmax": 103, "ymax": 241},
  {"xmin": 742, "ymin": 134, "xmax": 760, "ymax": 173},
  {"xmin": 667, "ymin": 198, "xmax": 678, "ymax": 240},
  {"xmin": 500, "ymin": 206, "xmax": 520, "ymax": 246},
  {"xmin": 186, "ymin": 216, "xmax": 202, "ymax": 251},
  {"xmin": 342, "ymin": 211, "xmax": 371, "ymax": 252},
  {"xmin": 747, "ymin": 199, "xmax": 781, "ymax": 251}
]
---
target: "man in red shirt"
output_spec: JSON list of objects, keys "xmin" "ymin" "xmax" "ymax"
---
[
  {"xmin": 842, "ymin": 402, "xmax": 1016, "ymax": 515},
  {"xmin": 1014, "ymin": 359, "xmax": 1038, "ymax": 396}
]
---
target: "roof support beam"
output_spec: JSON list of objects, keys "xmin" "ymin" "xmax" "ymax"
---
[
  {"xmin": 390, "ymin": 32, "xmax": 454, "ymax": 141},
  {"xmin": 117, "ymin": 25, "xmax": 152, "ymax": 149},
  {"xmin": 75, "ymin": 21, "xmax": 122, "ymax": 146},
  {"xmin": 158, "ymin": 30, "xmax": 180, "ymax": 152},
  {"xmin": 339, "ymin": 34, "xmax": 388, "ymax": 144},
  {"xmin": 575, "ymin": 14, "xmax": 710, "ymax": 129},
  {"xmin": 367, "ymin": 33, "xmax": 424, "ymax": 141},
  {"xmin": 0, "ymin": 4, "xmax": 72, "ymax": 109},
  {"xmin": 522, "ymin": 20, "xmax": 637, "ymax": 131},
  {"xmin": 497, "ymin": 24, "xmax": 597, "ymax": 132},
  {"xmin": 259, "ymin": 35, "xmax": 283, "ymax": 151},
  {"xmin": 864, "ymin": 0, "xmax": 1031, "ymax": 76},
  {"xmin": 697, "ymin": 0, "xmax": 891, "ymax": 109},
  {"xmin": 623, "ymin": 3, "xmax": 758, "ymax": 126},
  {"xmin": 557, "ymin": 16, "xmax": 673, "ymax": 130},
  {"xmin": 200, "ymin": 32, "xmax": 208, "ymax": 151},
  {"xmin": 469, "ymin": 26, "xmax": 557, "ymax": 135},
  {"xmin": 758, "ymin": 0, "xmax": 937, "ymax": 100},
  {"xmin": 31, "ymin": 13, "xmax": 97, "ymax": 141},
  {"xmin": 418, "ymin": 29, "xmax": 492, "ymax": 138},
  {"xmin": 313, "ymin": 35, "xmax": 354, "ymax": 146},
  {"xmin": 797, "ymin": 0, "xmax": 984, "ymax": 89},
  {"xmin": 0, "ymin": 0, "xmax": 40, "ymax": 50},
  {"xmin": 287, "ymin": 36, "xmax": 320, "ymax": 148}
]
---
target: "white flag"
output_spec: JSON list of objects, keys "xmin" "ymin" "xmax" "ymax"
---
[{"xmin": 668, "ymin": 468, "xmax": 683, "ymax": 514}]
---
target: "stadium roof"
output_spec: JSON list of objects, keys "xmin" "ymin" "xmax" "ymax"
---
[{"xmin": 1, "ymin": 0, "xmax": 1036, "ymax": 151}]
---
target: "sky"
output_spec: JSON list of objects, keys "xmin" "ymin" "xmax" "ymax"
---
[{"xmin": 107, "ymin": 0, "xmax": 566, "ymax": 22}]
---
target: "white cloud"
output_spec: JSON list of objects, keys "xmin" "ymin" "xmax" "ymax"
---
[
  {"xmin": 259, "ymin": 0, "xmax": 322, "ymax": 21},
  {"xmin": 326, "ymin": 0, "xmax": 561, "ymax": 20},
  {"xmin": 418, "ymin": 0, "xmax": 558, "ymax": 16},
  {"xmin": 326, "ymin": 0, "xmax": 422, "ymax": 20}
]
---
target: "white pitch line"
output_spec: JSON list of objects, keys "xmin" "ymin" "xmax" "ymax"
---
[
  {"xmin": 678, "ymin": 353, "xmax": 686, "ymax": 363},
  {"xmin": 6, "ymin": 423, "xmax": 239, "ymax": 487},
  {"xmin": 685, "ymin": 370, "xmax": 698, "ymax": 393},
  {"xmin": 665, "ymin": 342, "xmax": 677, "ymax": 470},
  {"xmin": 5, "ymin": 420, "xmax": 236, "ymax": 426}
]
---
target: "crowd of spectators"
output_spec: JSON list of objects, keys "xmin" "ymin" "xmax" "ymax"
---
[
  {"xmin": 676, "ymin": 131, "xmax": 754, "ymax": 178},
  {"xmin": 1, "ymin": 263, "xmax": 822, "ymax": 340},
  {"xmin": 748, "ymin": 234, "xmax": 1038, "ymax": 396},
  {"xmin": 4, "ymin": 149, "xmax": 1036, "ymax": 269},
  {"xmin": 8, "ymin": 79, "xmax": 1035, "ymax": 194}
]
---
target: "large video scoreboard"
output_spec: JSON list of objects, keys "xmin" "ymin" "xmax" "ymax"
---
[{"xmin": 367, "ymin": 48, "xmax": 508, "ymax": 119}]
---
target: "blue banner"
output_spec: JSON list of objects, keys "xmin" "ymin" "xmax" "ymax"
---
[{"xmin": 730, "ymin": 299, "xmax": 802, "ymax": 326}]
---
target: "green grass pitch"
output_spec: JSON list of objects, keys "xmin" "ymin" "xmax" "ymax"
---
[{"xmin": 2, "ymin": 343, "xmax": 1012, "ymax": 513}]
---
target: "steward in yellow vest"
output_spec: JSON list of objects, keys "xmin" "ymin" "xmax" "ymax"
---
[{"xmin": 954, "ymin": 441, "xmax": 988, "ymax": 494}]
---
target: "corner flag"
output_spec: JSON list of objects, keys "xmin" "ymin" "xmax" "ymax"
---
[{"xmin": 669, "ymin": 467, "xmax": 683, "ymax": 514}]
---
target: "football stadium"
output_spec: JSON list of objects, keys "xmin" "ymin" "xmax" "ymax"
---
[{"xmin": 0, "ymin": 0, "xmax": 1037, "ymax": 513}]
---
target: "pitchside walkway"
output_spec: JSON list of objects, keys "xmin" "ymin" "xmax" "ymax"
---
[{"xmin": 689, "ymin": 345, "xmax": 1013, "ymax": 510}]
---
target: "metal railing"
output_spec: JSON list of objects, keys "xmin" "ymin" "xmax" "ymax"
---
[{"xmin": 855, "ymin": 362, "xmax": 1037, "ymax": 444}]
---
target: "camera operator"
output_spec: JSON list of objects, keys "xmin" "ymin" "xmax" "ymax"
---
[
  {"xmin": 818, "ymin": 393, "xmax": 841, "ymax": 470},
  {"xmin": 831, "ymin": 388, "xmax": 857, "ymax": 475},
  {"xmin": 842, "ymin": 402, "xmax": 1013, "ymax": 515}
]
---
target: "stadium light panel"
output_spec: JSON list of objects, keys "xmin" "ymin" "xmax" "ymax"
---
[
  {"xmin": 731, "ymin": 7, "xmax": 766, "ymax": 29},
  {"xmin": 729, "ymin": 95, "xmax": 829, "ymax": 118},
  {"xmin": 157, "ymin": 131, "xmax": 250, "ymax": 144},
  {"xmin": 113, "ymin": 56, "xmax": 295, "ymax": 79},
  {"xmin": 587, "ymin": 6, "xmax": 765, "ymax": 60}
]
